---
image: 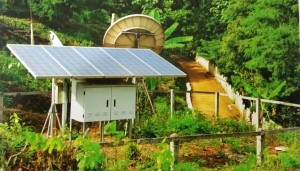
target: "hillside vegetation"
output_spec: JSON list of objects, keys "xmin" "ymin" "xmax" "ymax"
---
[
  {"xmin": 1, "ymin": 0, "xmax": 299, "ymax": 125},
  {"xmin": 0, "ymin": 1, "xmax": 299, "ymax": 170}
]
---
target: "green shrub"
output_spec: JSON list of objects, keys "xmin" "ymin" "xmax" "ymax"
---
[
  {"xmin": 166, "ymin": 113, "xmax": 215, "ymax": 135},
  {"xmin": 153, "ymin": 141, "xmax": 174, "ymax": 171},
  {"xmin": 74, "ymin": 137, "xmax": 106, "ymax": 171},
  {"xmin": 154, "ymin": 96, "xmax": 170, "ymax": 119},
  {"xmin": 216, "ymin": 119, "xmax": 254, "ymax": 133},
  {"xmin": 137, "ymin": 117, "xmax": 167, "ymax": 138},
  {"xmin": 0, "ymin": 113, "xmax": 106, "ymax": 170},
  {"xmin": 232, "ymin": 154, "xmax": 256, "ymax": 171},
  {"xmin": 124, "ymin": 142, "xmax": 140, "ymax": 160},
  {"xmin": 174, "ymin": 162, "xmax": 199, "ymax": 171},
  {"xmin": 276, "ymin": 132, "xmax": 300, "ymax": 146},
  {"xmin": 278, "ymin": 152, "xmax": 300, "ymax": 169}
]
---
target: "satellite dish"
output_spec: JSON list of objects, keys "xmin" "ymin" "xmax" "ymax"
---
[{"xmin": 103, "ymin": 14, "xmax": 165, "ymax": 54}]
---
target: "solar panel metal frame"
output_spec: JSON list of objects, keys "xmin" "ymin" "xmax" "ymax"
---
[{"xmin": 7, "ymin": 44, "xmax": 186, "ymax": 79}]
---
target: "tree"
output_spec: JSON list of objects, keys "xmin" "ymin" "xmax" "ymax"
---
[
  {"xmin": 198, "ymin": 0, "xmax": 299, "ymax": 101},
  {"xmin": 196, "ymin": 0, "xmax": 300, "ymax": 125},
  {"xmin": 148, "ymin": 8, "xmax": 193, "ymax": 51}
]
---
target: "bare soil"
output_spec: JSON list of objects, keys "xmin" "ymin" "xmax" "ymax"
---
[{"xmin": 172, "ymin": 54, "xmax": 240, "ymax": 119}]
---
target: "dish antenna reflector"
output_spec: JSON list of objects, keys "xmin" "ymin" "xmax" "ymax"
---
[{"xmin": 103, "ymin": 14, "xmax": 165, "ymax": 54}]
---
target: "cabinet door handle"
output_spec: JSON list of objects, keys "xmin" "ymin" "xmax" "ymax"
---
[
  {"xmin": 114, "ymin": 99, "xmax": 116, "ymax": 107},
  {"xmin": 106, "ymin": 100, "xmax": 109, "ymax": 107}
]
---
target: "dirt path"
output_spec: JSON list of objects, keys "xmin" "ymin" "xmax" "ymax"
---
[{"xmin": 172, "ymin": 55, "xmax": 240, "ymax": 119}]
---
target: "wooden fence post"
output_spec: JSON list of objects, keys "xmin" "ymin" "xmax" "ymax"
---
[
  {"xmin": 214, "ymin": 92, "xmax": 219, "ymax": 120},
  {"xmin": 0, "ymin": 92, "xmax": 3, "ymax": 123},
  {"xmin": 170, "ymin": 133, "xmax": 179, "ymax": 170},
  {"xmin": 256, "ymin": 98, "xmax": 263, "ymax": 165},
  {"xmin": 170, "ymin": 89, "xmax": 174, "ymax": 119}
]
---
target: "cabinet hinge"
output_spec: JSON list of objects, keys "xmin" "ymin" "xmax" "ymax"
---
[
  {"xmin": 83, "ymin": 114, "xmax": 84, "ymax": 118},
  {"xmin": 83, "ymin": 91, "xmax": 85, "ymax": 95}
]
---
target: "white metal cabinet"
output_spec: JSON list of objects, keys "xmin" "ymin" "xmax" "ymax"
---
[
  {"xmin": 83, "ymin": 87, "xmax": 111, "ymax": 122},
  {"xmin": 111, "ymin": 87, "xmax": 136, "ymax": 120},
  {"xmin": 70, "ymin": 80, "xmax": 136, "ymax": 122}
]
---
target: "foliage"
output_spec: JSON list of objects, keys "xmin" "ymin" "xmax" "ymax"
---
[
  {"xmin": 138, "ymin": 116, "xmax": 167, "ymax": 138},
  {"xmin": 124, "ymin": 142, "xmax": 140, "ymax": 160},
  {"xmin": 0, "ymin": 51, "xmax": 51, "ymax": 92},
  {"xmin": 0, "ymin": 113, "xmax": 106, "ymax": 170},
  {"xmin": 216, "ymin": 119, "xmax": 254, "ymax": 133},
  {"xmin": 1, "ymin": 16, "xmax": 94, "ymax": 46},
  {"xmin": 174, "ymin": 162, "xmax": 199, "ymax": 171},
  {"xmin": 74, "ymin": 136, "xmax": 106, "ymax": 171},
  {"xmin": 104, "ymin": 121, "xmax": 125, "ymax": 139},
  {"xmin": 276, "ymin": 132, "xmax": 300, "ymax": 147},
  {"xmin": 218, "ymin": 0, "xmax": 298, "ymax": 100},
  {"xmin": 153, "ymin": 141, "xmax": 174, "ymax": 171},
  {"xmin": 166, "ymin": 112, "xmax": 215, "ymax": 135},
  {"xmin": 138, "ymin": 106, "xmax": 255, "ymax": 138},
  {"xmin": 196, "ymin": 0, "xmax": 300, "ymax": 125},
  {"xmin": 232, "ymin": 154, "xmax": 256, "ymax": 171},
  {"xmin": 154, "ymin": 96, "xmax": 170, "ymax": 119}
]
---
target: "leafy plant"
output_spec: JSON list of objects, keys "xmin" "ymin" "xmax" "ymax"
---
[
  {"xmin": 104, "ymin": 121, "xmax": 125, "ymax": 139},
  {"xmin": 232, "ymin": 154, "xmax": 256, "ymax": 171},
  {"xmin": 166, "ymin": 114, "xmax": 214, "ymax": 135},
  {"xmin": 153, "ymin": 141, "xmax": 174, "ymax": 171},
  {"xmin": 174, "ymin": 162, "xmax": 199, "ymax": 171},
  {"xmin": 148, "ymin": 8, "xmax": 193, "ymax": 50},
  {"xmin": 73, "ymin": 136, "xmax": 106, "ymax": 171},
  {"xmin": 137, "ymin": 117, "xmax": 167, "ymax": 138},
  {"xmin": 278, "ymin": 152, "xmax": 300, "ymax": 170},
  {"xmin": 216, "ymin": 119, "xmax": 254, "ymax": 133},
  {"xmin": 124, "ymin": 142, "xmax": 140, "ymax": 160}
]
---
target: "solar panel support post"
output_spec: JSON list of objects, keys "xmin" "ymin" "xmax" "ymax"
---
[
  {"xmin": 61, "ymin": 79, "xmax": 68, "ymax": 132},
  {"xmin": 51, "ymin": 78, "xmax": 56, "ymax": 136},
  {"xmin": 41, "ymin": 78, "xmax": 62, "ymax": 137},
  {"xmin": 83, "ymin": 122, "xmax": 86, "ymax": 136},
  {"xmin": 128, "ymin": 119, "xmax": 133, "ymax": 138},
  {"xmin": 41, "ymin": 103, "xmax": 61, "ymax": 137},
  {"xmin": 99, "ymin": 121, "xmax": 105, "ymax": 142},
  {"xmin": 69, "ymin": 118, "xmax": 72, "ymax": 141}
]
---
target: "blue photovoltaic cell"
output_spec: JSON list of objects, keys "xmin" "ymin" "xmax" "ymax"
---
[
  {"xmin": 42, "ymin": 46, "xmax": 102, "ymax": 77},
  {"xmin": 7, "ymin": 44, "xmax": 186, "ymax": 78},
  {"xmin": 7, "ymin": 45, "xmax": 70, "ymax": 78},
  {"xmin": 102, "ymin": 48, "xmax": 159, "ymax": 75},
  {"xmin": 74, "ymin": 47, "xmax": 132, "ymax": 76},
  {"xmin": 128, "ymin": 49, "xmax": 186, "ymax": 76}
]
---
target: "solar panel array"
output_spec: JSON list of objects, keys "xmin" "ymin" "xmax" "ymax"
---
[{"xmin": 7, "ymin": 44, "xmax": 186, "ymax": 79}]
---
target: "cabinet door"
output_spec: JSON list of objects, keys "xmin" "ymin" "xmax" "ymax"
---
[
  {"xmin": 84, "ymin": 87, "xmax": 111, "ymax": 122},
  {"xmin": 111, "ymin": 87, "xmax": 136, "ymax": 120}
]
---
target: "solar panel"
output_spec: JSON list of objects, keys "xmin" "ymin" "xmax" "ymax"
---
[
  {"xmin": 7, "ymin": 45, "xmax": 70, "ymax": 78},
  {"xmin": 74, "ymin": 47, "xmax": 132, "ymax": 76},
  {"xmin": 128, "ymin": 49, "xmax": 185, "ymax": 76},
  {"xmin": 42, "ymin": 46, "xmax": 103, "ymax": 77},
  {"xmin": 7, "ymin": 44, "xmax": 186, "ymax": 79},
  {"xmin": 102, "ymin": 48, "xmax": 159, "ymax": 76}
]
